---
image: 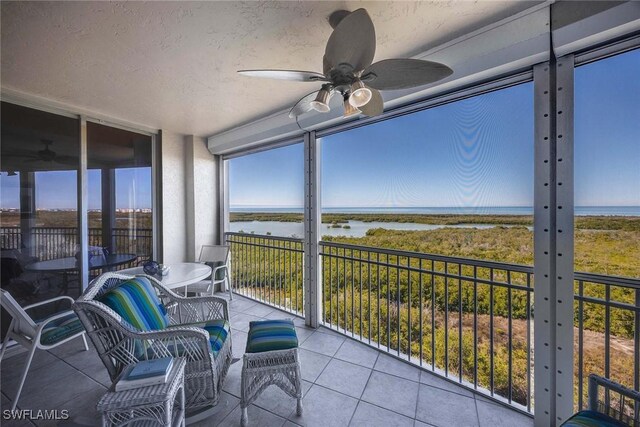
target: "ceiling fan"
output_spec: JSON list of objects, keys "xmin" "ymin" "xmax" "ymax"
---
[{"xmin": 238, "ymin": 8, "xmax": 453, "ymax": 119}]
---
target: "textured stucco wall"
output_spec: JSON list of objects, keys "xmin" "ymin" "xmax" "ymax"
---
[
  {"xmin": 161, "ymin": 130, "xmax": 188, "ymax": 264},
  {"xmin": 185, "ymin": 135, "xmax": 219, "ymax": 261}
]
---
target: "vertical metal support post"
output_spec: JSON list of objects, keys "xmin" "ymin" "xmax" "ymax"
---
[
  {"xmin": 101, "ymin": 168, "xmax": 116, "ymax": 253},
  {"xmin": 533, "ymin": 55, "xmax": 574, "ymax": 427},
  {"xmin": 534, "ymin": 61, "xmax": 554, "ymax": 427},
  {"xmin": 304, "ymin": 131, "xmax": 321, "ymax": 328},
  {"xmin": 19, "ymin": 172, "xmax": 36, "ymax": 257},
  {"xmin": 554, "ymin": 54, "xmax": 575, "ymax": 424},
  {"xmin": 78, "ymin": 116, "xmax": 89, "ymax": 292}
]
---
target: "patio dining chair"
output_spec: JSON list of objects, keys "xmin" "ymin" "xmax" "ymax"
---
[
  {"xmin": 0, "ymin": 289, "xmax": 89, "ymax": 411},
  {"xmin": 73, "ymin": 272, "xmax": 233, "ymax": 418},
  {"xmin": 187, "ymin": 245, "xmax": 233, "ymax": 300}
]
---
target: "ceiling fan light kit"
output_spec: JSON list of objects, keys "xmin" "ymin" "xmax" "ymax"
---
[{"xmin": 238, "ymin": 8, "xmax": 453, "ymax": 120}]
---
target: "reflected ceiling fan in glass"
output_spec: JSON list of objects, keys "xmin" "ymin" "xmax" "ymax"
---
[
  {"xmin": 238, "ymin": 8, "xmax": 453, "ymax": 119},
  {"xmin": 3, "ymin": 139, "xmax": 77, "ymax": 166}
]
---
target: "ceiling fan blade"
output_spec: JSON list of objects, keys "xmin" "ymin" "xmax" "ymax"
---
[
  {"xmin": 289, "ymin": 91, "xmax": 320, "ymax": 118},
  {"xmin": 363, "ymin": 59, "xmax": 453, "ymax": 90},
  {"xmin": 328, "ymin": 10, "xmax": 351, "ymax": 29},
  {"xmin": 359, "ymin": 87, "xmax": 384, "ymax": 117},
  {"xmin": 324, "ymin": 9, "xmax": 376, "ymax": 75},
  {"xmin": 238, "ymin": 69, "xmax": 327, "ymax": 82}
]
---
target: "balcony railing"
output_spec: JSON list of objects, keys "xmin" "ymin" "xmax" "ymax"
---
[
  {"xmin": 225, "ymin": 231, "xmax": 640, "ymax": 415},
  {"xmin": 0, "ymin": 226, "xmax": 153, "ymax": 263},
  {"xmin": 226, "ymin": 232, "xmax": 304, "ymax": 315}
]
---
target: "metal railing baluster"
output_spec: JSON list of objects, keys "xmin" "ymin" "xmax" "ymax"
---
[
  {"xmin": 359, "ymin": 250, "xmax": 363, "ymax": 339},
  {"xmin": 474, "ymin": 265, "xmax": 478, "ymax": 389},
  {"xmin": 445, "ymin": 261, "xmax": 449, "ymax": 376},
  {"xmin": 419, "ymin": 258, "xmax": 424, "ymax": 366},
  {"xmin": 408, "ymin": 257, "xmax": 412, "ymax": 361},
  {"xmin": 508, "ymin": 270, "xmax": 513, "ymax": 403},
  {"xmin": 397, "ymin": 255, "xmax": 401, "ymax": 356},
  {"xmin": 578, "ymin": 279, "xmax": 584, "ymax": 410},
  {"xmin": 490, "ymin": 267, "xmax": 495, "ymax": 395},
  {"xmin": 431, "ymin": 259, "xmax": 436, "ymax": 371},
  {"xmin": 458, "ymin": 263, "xmax": 462, "ymax": 381},
  {"xmin": 368, "ymin": 251, "xmax": 372, "ymax": 345}
]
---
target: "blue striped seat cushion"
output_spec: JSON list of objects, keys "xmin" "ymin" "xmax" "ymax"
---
[
  {"xmin": 99, "ymin": 277, "xmax": 169, "ymax": 331},
  {"xmin": 561, "ymin": 410, "xmax": 626, "ymax": 426},
  {"xmin": 39, "ymin": 312, "xmax": 84, "ymax": 345},
  {"xmin": 176, "ymin": 319, "xmax": 231, "ymax": 358},
  {"xmin": 246, "ymin": 319, "xmax": 298, "ymax": 353}
]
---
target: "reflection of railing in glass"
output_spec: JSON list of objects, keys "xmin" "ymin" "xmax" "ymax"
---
[
  {"xmin": 0, "ymin": 227, "xmax": 152, "ymax": 264},
  {"xmin": 225, "ymin": 231, "xmax": 640, "ymax": 415}
]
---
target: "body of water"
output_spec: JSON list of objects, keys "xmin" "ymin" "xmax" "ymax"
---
[{"xmin": 229, "ymin": 220, "xmax": 531, "ymax": 239}]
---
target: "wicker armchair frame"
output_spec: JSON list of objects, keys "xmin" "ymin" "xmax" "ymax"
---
[{"xmin": 73, "ymin": 272, "xmax": 232, "ymax": 412}]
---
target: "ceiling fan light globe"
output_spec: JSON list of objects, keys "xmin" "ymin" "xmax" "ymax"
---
[
  {"xmin": 310, "ymin": 101, "xmax": 330, "ymax": 113},
  {"xmin": 349, "ymin": 80, "xmax": 372, "ymax": 107},
  {"xmin": 311, "ymin": 88, "xmax": 332, "ymax": 113}
]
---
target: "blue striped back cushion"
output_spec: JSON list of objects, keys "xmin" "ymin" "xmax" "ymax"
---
[
  {"xmin": 246, "ymin": 319, "xmax": 298, "ymax": 353},
  {"xmin": 99, "ymin": 277, "xmax": 169, "ymax": 331}
]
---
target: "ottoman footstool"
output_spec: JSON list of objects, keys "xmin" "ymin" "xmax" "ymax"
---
[{"xmin": 241, "ymin": 319, "xmax": 302, "ymax": 426}]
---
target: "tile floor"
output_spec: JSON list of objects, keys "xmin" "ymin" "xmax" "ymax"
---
[{"xmin": 0, "ymin": 293, "xmax": 533, "ymax": 427}]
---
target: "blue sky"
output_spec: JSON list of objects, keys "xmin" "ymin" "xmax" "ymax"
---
[
  {"xmin": 2, "ymin": 50, "xmax": 638, "ymax": 211},
  {"xmin": 0, "ymin": 167, "xmax": 152, "ymax": 209},
  {"xmin": 229, "ymin": 49, "xmax": 638, "ymax": 210},
  {"xmin": 574, "ymin": 49, "xmax": 640, "ymax": 206}
]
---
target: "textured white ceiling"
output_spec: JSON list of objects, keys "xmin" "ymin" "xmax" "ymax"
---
[{"xmin": 1, "ymin": 1, "xmax": 539, "ymax": 138}]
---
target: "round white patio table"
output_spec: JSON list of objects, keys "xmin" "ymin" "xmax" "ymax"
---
[{"xmin": 118, "ymin": 262, "xmax": 212, "ymax": 294}]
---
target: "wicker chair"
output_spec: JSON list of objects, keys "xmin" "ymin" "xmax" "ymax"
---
[
  {"xmin": 73, "ymin": 272, "xmax": 233, "ymax": 415},
  {"xmin": 562, "ymin": 374, "xmax": 640, "ymax": 426}
]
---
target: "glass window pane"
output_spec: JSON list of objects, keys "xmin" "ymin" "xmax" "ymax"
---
[
  {"xmin": 318, "ymin": 83, "xmax": 534, "ymax": 406},
  {"xmin": 1, "ymin": 102, "xmax": 80, "ymax": 336},
  {"xmin": 228, "ymin": 143, "xmax": 304, "ymax": 237},
  {"xmin": 87, "ymin": 122, "xmax": 153, "ymax": 270},
  {"xmin": 227, "ymin": 143, "xmax": 305, "ymax": 313},
  {"xmin": 573, "ymin": 48, "xmax": 640, "ymax": 410}
]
